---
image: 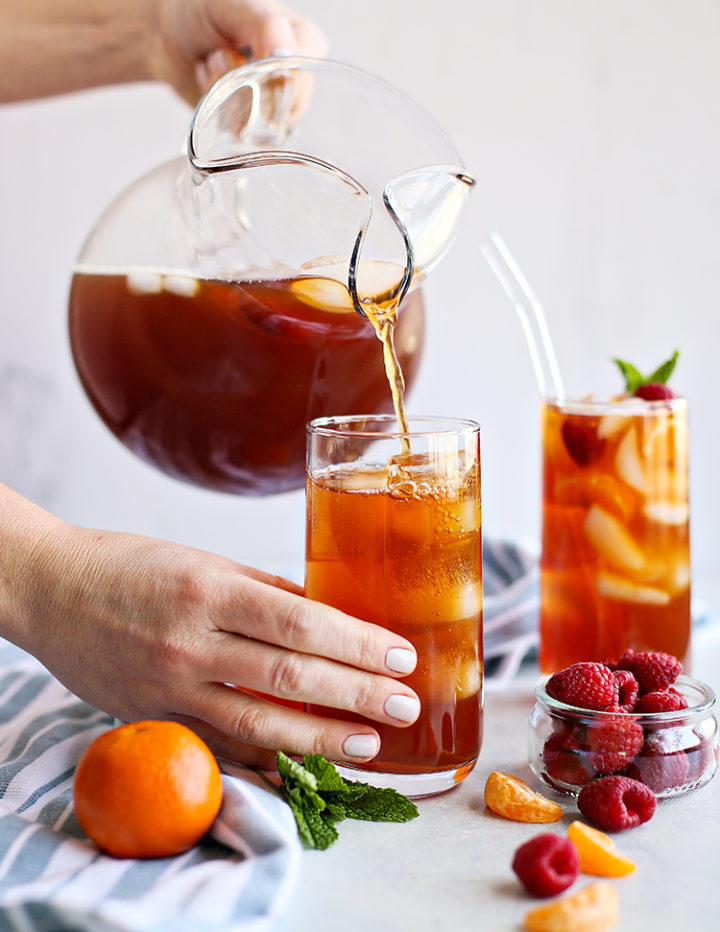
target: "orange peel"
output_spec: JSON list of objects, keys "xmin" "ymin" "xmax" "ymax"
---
[{"xmin": 484, "ymin": 771, "xmax": 563, "ymax": 823}]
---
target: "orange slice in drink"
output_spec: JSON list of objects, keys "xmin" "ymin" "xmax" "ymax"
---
[
  {"xmin": 567, "ymin": 821, "xmax": 636, "ymax": 877},
  {"xmin": 596, "ymin": 571, "xmax": 670, "ymax": 606},
  {"xmin": 289, "ymin": 277, "xmax": 354, "ymax": 312},
  {"xmin": 552, "ymin": 474, "xmax": 636, "ymax": 523}
]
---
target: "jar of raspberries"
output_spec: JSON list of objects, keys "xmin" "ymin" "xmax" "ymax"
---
[{"xmin": 528, "ymin": 650, "xmax": 719, "ymax": 798}]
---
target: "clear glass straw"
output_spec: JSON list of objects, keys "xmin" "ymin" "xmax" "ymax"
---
[{"xmin": 480, "ymin": 233, "xmax": 565, "ymax": 401}]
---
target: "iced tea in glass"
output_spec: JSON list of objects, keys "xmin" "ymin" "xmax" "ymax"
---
[
  {"xmin": 539, "ymin": 397, "xmax": 690, "ymax": 673},
  {"xmin": 306, "ymin": 415, "xmax": 483, "ymax": 797}
]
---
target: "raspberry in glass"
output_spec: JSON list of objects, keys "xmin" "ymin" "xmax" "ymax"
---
[
  {"xmin": 542, "ymin": 725, "xmax": 594, "ymax": 789},
  {"xmin": 612, "ymin": 669, "xmax": 639, "ymax": 711},
  {"xmin": 627, "ymin": 748, "xmax": 690, "ymax": 794},
  {"xmin": 584, "ymin": 709, "xmax": 644, "ymax": 775},
  {"xmin": 546, "ymin": 662, "xmax": 618, "ymax": 711},
  {"xmin": 616, "ymin": 649, "xmax": 682, "ymax": 694},
  {"xmin": 561, "ymin": 420, "xmax": 606, "ymax": 467},
  {"xmin": 634, "ymin": 689, "xmax": 689, "ymax": 714}
]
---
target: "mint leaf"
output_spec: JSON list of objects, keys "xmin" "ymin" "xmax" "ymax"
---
[
  {"xmin": 275, "ymin": 752, "xmax": 419, "ymax": 849},
  {"xmin": 646, "ymin": 349, "xmax": 679, "ymax": 385},
  {"xmin": 613, "ymin": 358, "xmax": 644, "ymax": 393},
  {"xmin": 332, "ymin": 782, "xmax": 419, "ymax": 822},
  {"xmin": 613, "ymin": 351, "xmax": 680, "ymax": 393},
  {"xmin": 302, "ymin": 754, "xmax": 349, "ymax": 794},
  {"xmin": 277, "ymin": 750, "xmax": 319, "ymax": 795},
  {"xmin": 300, "ymin": 805, "xmax": 339, "ymax": 850}
]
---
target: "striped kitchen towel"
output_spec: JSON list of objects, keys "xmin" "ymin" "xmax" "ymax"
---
[
  {"xmin": 482, "ymin": 539, "xmax": 539, "ymax": 689},
  {"xmin": 0, "ymin": 640, "xmax": 300, "ymax": 932}
]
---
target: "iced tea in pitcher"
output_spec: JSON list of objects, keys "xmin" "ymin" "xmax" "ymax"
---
[
  {"xmin": 539, "ymin": 379, "xmax": 690, "ymax": 673},
  {"xmin": 306, "ymin": 416, "xmax": 483, "ymax": 797},
  {"xmin": 69, "ymin": 266, "xmax": 423, "ymax": 494}
]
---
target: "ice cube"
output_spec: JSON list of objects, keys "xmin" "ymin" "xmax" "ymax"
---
[
  {"xmin": 661, "ymin": 559, "xmax": 691, "ymax": 595},
  {"xmin": 614, "ymin": 427, "xmax": 647, "ymax": 493},
  {"xmin": 597, "ymin": 414, "xmax": 630, "ymax": 440},
  {"xmin": 583, "ymin": 505, "xmax": 647, "ymax": 573},
  {"xmin": 164, "ymin": 274, "xmax": 199, "ymax": 298},
  {"xmin": 596, "ymin": 571, "xmax": 671, "ymax": 605},
  {"xmin": 126, "ymin": 270, "xmax": 163, "ymax": 295},
  {"xmin": 642, "ymin": 501, "xmax": 689, "ymax": 526},
  {"xmin": 455, "ymin": 656, "xmax": 481, "ymax": 699}
]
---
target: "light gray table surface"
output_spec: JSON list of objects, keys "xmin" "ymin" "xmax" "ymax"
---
[{"xmin": 283, "ymin": 622, "xmax": 720, "ymax": 932}]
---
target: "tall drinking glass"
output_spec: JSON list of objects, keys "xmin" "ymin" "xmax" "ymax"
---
[
  {"xmin": 305, "ymin": 415, "xmax": 483, "ymax": 797},
  {"xmin": 539, "ymin": 397, "xmax": 691, "ymax": 674}
]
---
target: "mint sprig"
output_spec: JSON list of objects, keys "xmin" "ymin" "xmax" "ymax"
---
[
  {"xmin": 613, "ymin": 350, "xmax": 679, "ymax": 393},
  {"xmin": 276, "ymin": 751, "xmax": 419, "ymax": 849}
]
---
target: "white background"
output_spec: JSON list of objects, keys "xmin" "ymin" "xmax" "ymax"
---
[{"xmin": 1, "ymin": 1, "xmax": 717, "ymax": 591}]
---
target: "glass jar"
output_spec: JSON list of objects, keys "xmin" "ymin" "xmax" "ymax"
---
[{"xmin": 528, "ymin": 674, "xmax": 718, "ymax": 798}]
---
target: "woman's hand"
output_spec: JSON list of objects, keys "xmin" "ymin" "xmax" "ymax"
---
[
  {"xmin": 1, "ymin": 486, "xmax": 418, "ymax": 770},
  {"xmin": 151, "ymin": 0, "xmax": 328, "ymax": 103}
]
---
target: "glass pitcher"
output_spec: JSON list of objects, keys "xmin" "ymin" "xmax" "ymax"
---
[{"xmin": 68, "ymin": 58, "xmax": 474, "ymax": 495}]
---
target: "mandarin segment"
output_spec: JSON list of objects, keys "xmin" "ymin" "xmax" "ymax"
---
[
  {"xmin": 567, "ymin": 821, "xmax": 636, "ymax": 877},
  {"xmin": 523, "ymin": 881, "xmax": 619, "ymax": 932},
  {"xmin": 484, "ymin": 771, "xmax": 563, "ymax": 823}
]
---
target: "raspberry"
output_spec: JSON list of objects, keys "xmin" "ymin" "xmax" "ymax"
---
[
  {"xmin": 546, "ymin": 662, "xmax": 618, "ymax": 711},
  {"xmin": 612, "ymin": 669, "xmax": 639, "ymax": 711},
  {"xmin": 542, "ymin": 724, "xmax": 594, "ymax": 790},
  {"xmin": 577, "ymin": 776, "xmax": 656, "ymax": 832},
  {"xmin": 627, "ymin": 749, "xmax": 689, "ymax": 794},
  {"xmin": 616, "ymin": 649, "xmax": 682, "ymax": 694},
  {"xmin": 633, "ymin": 382, "xmax": 675, "ymax": 401},
  {"xmin": 685, "ymin": 734, "xmax": 718, "ymax": 784},
  {"xmin": 634, "ymin": 688, "xmax": 689, "ymax": 714},
  {"xmin": 561, "ymin": 419, "xmax": 606, "ymax": 466},
  {"xmin": 512, "ymin": 834, "xmax": 579, "ymax": 898},
  {"xmin": 584, "ymin": 709, "xmax": 644, "ymax": 775}
]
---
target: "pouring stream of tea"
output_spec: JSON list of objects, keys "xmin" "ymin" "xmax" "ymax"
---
[{"xmin": 362, "ymin": 233, "xmax": 564, "ymax": 455}]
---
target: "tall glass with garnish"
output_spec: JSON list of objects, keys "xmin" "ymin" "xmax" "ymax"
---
[{"xmin": 539, "ymin": 352, "xmax": 691, "ymax": 673}]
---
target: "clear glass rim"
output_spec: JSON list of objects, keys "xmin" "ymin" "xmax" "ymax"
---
[
  {"xmin": 543, "ymin": 396, "xmax": 687, "ymax": 415},
  {"xmin": 535, "ymin": 673, "xmax": 715, "ymax": 724},
  {"xmin": 307, "ymin": 414, "xmax": 480, "ymax": 440}
]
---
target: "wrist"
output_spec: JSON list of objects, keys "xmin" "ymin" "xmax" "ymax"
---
[{"xmin": 0, "ymin": 485, "xmax": 75, "ymax": 655}]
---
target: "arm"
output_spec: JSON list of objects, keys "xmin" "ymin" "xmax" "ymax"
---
[{"xmin": 0, "ymin": 0, "xmax": 327, "ymax": 104}]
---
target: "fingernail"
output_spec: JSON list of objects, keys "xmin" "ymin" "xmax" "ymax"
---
[
  {"xmin": 342, "ymin": 734, "xmax": 380, "ymax": 759},
  {"xmin": 272, "ymin": 47, "xmax": 295, "ymax": 57},
  {"xmin": 385, "ymin": 647, "xmax": 416, "ymax": 674},
  {"xmin": 384, "ymin": 694, "xmax": 420, "ymax": 723}
]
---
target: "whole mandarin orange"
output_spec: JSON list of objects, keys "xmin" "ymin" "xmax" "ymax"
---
[{"xmin": 73, "ymin": 720, "xmax": 223, "ymax": 859}]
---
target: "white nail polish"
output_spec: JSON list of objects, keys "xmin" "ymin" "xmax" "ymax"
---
[
  {"xmin": 342, "ymin": 734, "xmax": 380, "ymax": 759},
  {"xmin": 385, "ymin": 694, "xmax": 420, "ymax": 723},
  {"xmin": 385, "ymin": 647, "xmax": 416, "ymax": 674}
]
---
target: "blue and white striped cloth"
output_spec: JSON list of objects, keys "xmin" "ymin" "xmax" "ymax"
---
[
  {"xmin": 0, "ymin": 640, "xmax": 300, "ymax": 931},
  {"xmin": 482, "ymin": 539, "xmax": 540, "ymax": 689}
]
